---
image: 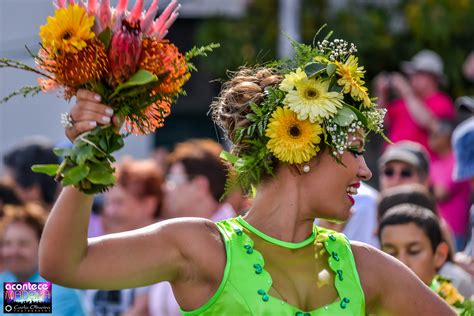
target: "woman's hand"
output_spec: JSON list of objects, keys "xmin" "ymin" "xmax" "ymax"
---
[{"xmin": 65, "ymin": 89, "xmax": 118, "ymax": 142}]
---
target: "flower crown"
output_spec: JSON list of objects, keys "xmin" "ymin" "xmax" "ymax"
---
[{"xmin": 218, "ymin": 27, "xmax": 387, "ymax": 194}]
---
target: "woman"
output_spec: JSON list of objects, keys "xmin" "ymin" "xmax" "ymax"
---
[
  {"xmin": 39, "ymin": 34, "xmax": 454, "ymax": 315},
  {"xmin": 1, "ymin": 203, "xmax": 85, "ymax": 315}
]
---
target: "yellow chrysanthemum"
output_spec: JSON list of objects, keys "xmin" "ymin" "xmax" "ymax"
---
[
  {"xmin": 284, "ymin": 74, "xmax": 343, "ymax": 123},
  {"xmin": 39, "ymin": 4, "xmax": 95, "ymax": 55},
  {"xmin": 336, "ymin": 55, "xmax": 372, "ymax": 108},
  {"xmin": 279, "ymin": 67, "xmax": 306, "ymax": 92},
  {"xmin": 265, "ymin": 107, "xmax": 322, "ymax": 164},
  {"xmin": 439, "ymin": 282, "xmax": 464, "ymax": 305}
]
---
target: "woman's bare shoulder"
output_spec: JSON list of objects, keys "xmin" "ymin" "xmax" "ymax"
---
[
  {"xmin": 151, "ymin": 217, "xmax": 223, "ymax": 251},
  {"xmin": 350, "ymin": 241, "xmax": 455, "ymax": 315},
  {"xmin": 154, "ymin": 217, "xmax": 226, "ymax": 281}
]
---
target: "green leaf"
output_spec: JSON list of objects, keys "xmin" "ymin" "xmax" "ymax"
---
[
  {"xmin": 76, "ymin": 145, "xmax": 94, "ymax": 165},
  {"xmin": 99, "ymin": 137, "xmax": 108, "ymax": 152},
  {"xmin": 53, "ymin": 147, "xmax": 73, "ymax": 157},
  {"xmin": 333, "ymin": 106, "xmax": 356, "ymax": 126},
  {"xmin": 326, "ymin": 63, "xmax": 337, "ymax": 76},
  {"xmin": 345, "ymin": 103, "xmax": 368, "ymax": 126},
  {"xmin": 249, "ymin": 102, "xmax": 262, "ymax": 115},
  {"xmin": 62, "ymin": 165, "xmax": 90, "ymax": 186},
  {"xmin": 304, "ymin": 62, "xmax": 326, "ymax": 78},
  {"xmin": 109, "ymin": 134, "xmax": 125, "ymax": 152},
  {"xmin": 185, "ymin": 43, "xmax": 220, "ymax": 62},
  {"xmin": 220, "ymin": 150, "xmax": 239, "ymax": 164},
  {"xmin": 246, "ymin": 113, "xmax": 258, "ymax": 122},
  {"xmin": 109, "ymin": 69, "xmax": 158, "ymax": 99},
  {"xmin": 0, "ymin": 86, "xmax": 42, "ymax": 104},
  {"xmin": 97, "ymin": 28, "xmax": 112, "ymax": 50},
  {"xmin": 31, "ymin": 164, "xmax": 59, "ymax": 176},
  {"xmin": 87, "ymin": 167, "xmax": 116, "ymax": 185}
]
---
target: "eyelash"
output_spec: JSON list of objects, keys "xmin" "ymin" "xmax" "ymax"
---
[{"xmin": 348, "ymin": 148, "xmax": 365, "ymax": 158}]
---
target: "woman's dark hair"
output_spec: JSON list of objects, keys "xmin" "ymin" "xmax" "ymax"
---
[
  {"xmin": 378, "ymin": 204, "xmax": 443, "ymax": 252},
  {"xmin": 3, "ymin": 139, "xmax": 59, "ymax": 206},
  {"xmin": 0, "ymin": 203, "xmax": 48, "ymax": 241},
  {"xmin": 0, "ymin": 181, "xmax": 21, "ymax": 207},
  {"xmin": 377, "ymin": 184, "xmax": 437, "ymax": 221}
]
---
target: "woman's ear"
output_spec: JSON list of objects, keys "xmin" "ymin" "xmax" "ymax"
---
[{"xmin": 434, "ymin": 241, "xmax": 449, "ymax": 269}]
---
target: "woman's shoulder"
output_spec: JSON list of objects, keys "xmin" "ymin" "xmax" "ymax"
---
[
  {"xmin": 156, "ymin": 217, "xmax": 223, "ymax": 246},
  {"xmin": 350, "ymin": 241, "xmax": 400, "ymax": 291}
]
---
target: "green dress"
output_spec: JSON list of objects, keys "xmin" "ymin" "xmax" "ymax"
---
[{"xmin": 181, "ymin": 217, "xmax": 365, "ymax": 315}]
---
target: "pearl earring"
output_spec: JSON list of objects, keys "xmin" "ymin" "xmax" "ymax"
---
[{"xmin": 302, "ymin": 164, "xmax": 310, "ymax": 173}]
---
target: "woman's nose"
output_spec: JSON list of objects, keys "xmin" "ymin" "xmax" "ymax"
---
[{"xmin": 358, "ymin": 156, "xmax": 372, "ymax": 181}]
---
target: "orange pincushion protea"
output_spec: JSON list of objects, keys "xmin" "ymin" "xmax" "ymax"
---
[
  {"xmin": 139, "ymin": 38, "xmax": 190, "ymax": 95},
  {"xmin": 37, "ymin": 40, "xmax": 108, "ymax": 87},
  {"xmin": 37, "ymin": 78, "xmax": 58, "ymax": 92},
  {"xmin": 125, "ymin": 100, "xmax": 171, "ymax": 135}
]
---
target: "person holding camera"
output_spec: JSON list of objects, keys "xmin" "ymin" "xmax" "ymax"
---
[{"xmin": 374, "ymin": 50, "xmax": 456, "ymax": 159}]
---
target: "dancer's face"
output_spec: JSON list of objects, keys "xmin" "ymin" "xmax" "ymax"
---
[
  {"xmin": 302, "ymin": 132, "xmax": 372, "ymax": 222},
  {"xmin": 380, "ymin": 222, "xmax": 447, "ymax": 285},
  {"xmin": 1, "ymin": 222, "xmax": 39, "ymax": 280}
]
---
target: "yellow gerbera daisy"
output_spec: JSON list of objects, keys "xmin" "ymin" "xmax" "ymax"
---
[
  {"xmin": 284, "ymin": 75, "xmax": 344, "ymax": 123},
  {"xmin": 39, "ymin": 4, "xmax": 95, "ymax": 55},
  {"xmin": 279, "ymin": 68, "xmax": 306, "ymax": 92},
  {"xmin": 336, "ymin": 55, "xmax": 372, "ymax": 108},
  {"xmin": 265, "ymin": 107, "xmax": 322, "ymax": 164}
]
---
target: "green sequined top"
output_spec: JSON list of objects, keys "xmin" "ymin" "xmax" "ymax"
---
[{"xmin": 180, "ymin": 217, "xmax": 365, "ymax": 315}]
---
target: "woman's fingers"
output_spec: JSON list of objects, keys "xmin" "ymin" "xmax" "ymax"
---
[
  {"xmin": 65, "ymin": 90, "xmax": 115, "ymax": 142},
  {"xmin": 70, "ymin": 101, "xmax": 113, "ymax": 120},
  {"xmin": 76, "ymin": 89, "xmax": 102, "ymax": 103},
  {"xmin": 71, "ymin": 108, "xmax": 113, "ymax": 125},
  {"xmin": 66, "ymin": 121, "xmax": 98, "ymax": 141}
]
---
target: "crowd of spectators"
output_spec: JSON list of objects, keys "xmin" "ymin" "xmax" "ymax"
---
[{"xmin": 1, "ymin": 48, "xmax": 473, "ymax": 314}]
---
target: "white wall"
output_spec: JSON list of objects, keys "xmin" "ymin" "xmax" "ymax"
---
[{"xmin": 0, "ymin": 0, "xmax": 153, "ymax": 175}]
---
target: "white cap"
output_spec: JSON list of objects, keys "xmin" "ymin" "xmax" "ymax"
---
[{"xmin": 401, "ymin": 50, "xmax": 446, "ymax": 84}]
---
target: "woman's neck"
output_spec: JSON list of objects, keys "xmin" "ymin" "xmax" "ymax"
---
[{"xmin": 243, "ymin": 171, "xmax": 315, "ymax": 243}]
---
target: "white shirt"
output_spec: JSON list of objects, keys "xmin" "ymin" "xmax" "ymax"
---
[{"xmin": 343, "ymin": 182, "xmax": 380, "ymax": 248}]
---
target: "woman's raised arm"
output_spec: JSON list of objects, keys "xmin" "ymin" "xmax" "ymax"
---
[{"xmin": 38, "ymin": 187, "xmax": 192, "ymax": 289}]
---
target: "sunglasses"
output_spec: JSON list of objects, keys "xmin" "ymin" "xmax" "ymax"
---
[{"xmin": 382, "ymin": 168, "xmax": 414, "ymax": 178}]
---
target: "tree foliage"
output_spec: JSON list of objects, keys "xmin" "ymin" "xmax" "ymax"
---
[{"xmin": 196, "ymin": 0, "xmax": 474, "ymax": 96}]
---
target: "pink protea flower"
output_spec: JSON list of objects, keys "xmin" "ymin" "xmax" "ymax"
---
[
  {"xmin": 54, "ymin": 0, "xmax": 182, "ymax": 85},
  {"xmin": 108, "ymin": 18, "xmax": 142, "ymax": 85}
]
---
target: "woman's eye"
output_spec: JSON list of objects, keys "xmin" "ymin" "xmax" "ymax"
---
[
  {"xmin": 408, "ymin": 249, "xmax": 421, "ymax": 255},
  {"xmin": 349, "ymin": 148, "xmax": 365, "ymax": 158}
]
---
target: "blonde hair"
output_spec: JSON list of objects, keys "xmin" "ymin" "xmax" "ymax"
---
[{"xmin": 211, "ymin": 67, "xmax": 282, "ymax": 156}]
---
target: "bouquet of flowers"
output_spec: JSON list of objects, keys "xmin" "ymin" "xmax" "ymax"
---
[
  {"xmin": 0, "ymin": 0, "xmax": 217, "ymax": 194},
  {"xmin": 430, "ymin": 275, "xmax": 474, "ymax": 315}
]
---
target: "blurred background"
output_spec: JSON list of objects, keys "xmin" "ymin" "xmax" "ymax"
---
[{"xmin": 1, "ymin": 0, "xmax": 473, "ymax": 188}]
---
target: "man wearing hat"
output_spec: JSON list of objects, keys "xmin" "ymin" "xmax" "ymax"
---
[
  {"xmin": 378, "ymin": 140, "xmax": 431, "ymax": 191},
  {"xmin": 375, "ymin": 50, "xmax": 456, "ymax": 158}
]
